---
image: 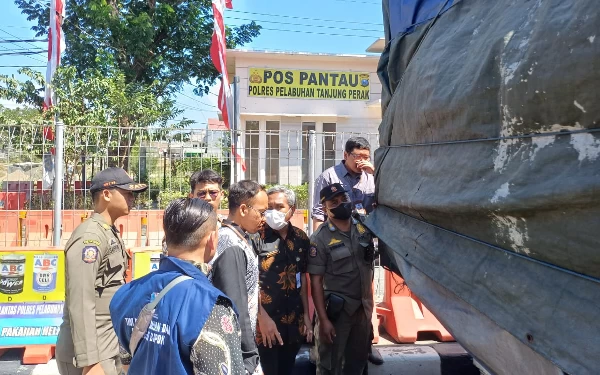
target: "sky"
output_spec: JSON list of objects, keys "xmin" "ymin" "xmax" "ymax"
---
[{"xmin": 0, "ymin": 0, "xmax": 384, "ymax": 127}]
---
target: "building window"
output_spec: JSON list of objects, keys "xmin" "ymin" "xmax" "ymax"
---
[
  {"xmin": 245, "ymin": 121, "xmax": 259, "ymax": 181},
  {"xmin": 322, "ymin": 123, "xmax": 337, "ymax": 171},
  {"xmin": 266, "ymin": 121, "xmax": 280, "ymax": 184},
  {"xmin": 301, "ymin": 122, "xmax": 315, "ymax": 184}
]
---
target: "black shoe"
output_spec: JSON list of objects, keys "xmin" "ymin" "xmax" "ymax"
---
[{"xmin": 368, "ymin": 346, "xmax": 384, "ymax": 365}]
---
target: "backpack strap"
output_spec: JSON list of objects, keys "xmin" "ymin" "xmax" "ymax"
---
[{"xmin": 129, "ymin": 275, "xmax": 192, "ymax": 355}]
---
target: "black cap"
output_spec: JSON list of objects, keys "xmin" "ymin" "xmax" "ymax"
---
[
  {"xmin": 320, "ymin": 183, "xmax": 347, "ymax": 203},
  {"xmin": 89, "ymin": 167, "xmax": 148, "ymax": 194}
]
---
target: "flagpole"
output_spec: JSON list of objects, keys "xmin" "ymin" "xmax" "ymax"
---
[{"xmin": 52, "ymin": 116, "xmax": 64, "ymax": 246}]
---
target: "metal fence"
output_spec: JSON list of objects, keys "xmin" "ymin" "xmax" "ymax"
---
[{"xmin": 0, "ymin": 124, "xmax": 379, "ymax": 247}]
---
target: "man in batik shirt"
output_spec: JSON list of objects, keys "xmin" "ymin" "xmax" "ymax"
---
[{"xmin": 255, "ymin": 186, "xmax": 313, "ymax": 375}]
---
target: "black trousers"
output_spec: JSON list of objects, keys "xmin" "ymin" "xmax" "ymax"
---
[{"xmin": 259, "ymin": 342, "xmax": 303, "ymax": 375}]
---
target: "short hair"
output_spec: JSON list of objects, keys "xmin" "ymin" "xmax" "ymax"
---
[
  {"xmin": 190, "ymin": 169, "xmax": 223, "ymax": 192},
  {"xmin": 344, "ymin": 137, "xmax": 371, "ymax": 153},
  {"xmin": 228, "ymin": 180, "xmax": 265, "ymax": 210},
  {"xmin": 267, "ymin": 185, "xmax": 296, "ymax": 207},
  {"xmin": 163, "ymin": 198, "xmax": 217, "ymax": 249}
]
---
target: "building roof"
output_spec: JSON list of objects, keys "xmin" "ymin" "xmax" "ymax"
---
[
  {"xmin": 208, "ymin": 118, "xmax": 227, "ymax": 130},
  {"xmin": 366, "ymin": 38, "xmax": 386, "ymax": 53}
]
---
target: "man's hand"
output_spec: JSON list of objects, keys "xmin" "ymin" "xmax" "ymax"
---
[
  {"xmin": 319, "ymin": 318, "xmax": 336, "ymax": 344},
  {"xmin": 356, "ymin": 160, "xmax": 375, "ymax": 174},
  {"xmin": 82, "ymin": 363, "xmax": 105, "ymax": 375},
  {"xmin": 302, "ymin": 319, "xmax": 314, "ymax": 343},
  {"xmin": 258, "ymin": 311, "xmax": 283, "ymax": 348}
]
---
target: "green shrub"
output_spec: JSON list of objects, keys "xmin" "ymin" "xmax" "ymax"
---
[{"xmin": 157, "ymin": 189, "xmax": 187, "ymax": 209}]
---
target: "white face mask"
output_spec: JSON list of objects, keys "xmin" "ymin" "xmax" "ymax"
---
[{"xmin": 265, "ymin": 208, "xmax": 290, "ymax": 230}]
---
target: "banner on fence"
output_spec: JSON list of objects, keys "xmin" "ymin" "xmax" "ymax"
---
[
  {"xmin": 248, "ymin": 68, "xmax": 371, "ymax": 100},
  {"xmin": 131, "ymin": 249, "xmax": 162, "ymax": 280},
  {"xmin": 0, "ymin": 250, "xmax": 64, "ymax": 303},
  {"xmin": 0, "ymin": 302, "xmax": 63, "ymax": 346}
]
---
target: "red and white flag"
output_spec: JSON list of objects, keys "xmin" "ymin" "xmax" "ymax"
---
[
  {"xmin": 211, "ymin": 0, "xmax": 246, "ymax": 171},
  {"xmin": 42, "ymin": 0, "xmax": 65, "ymax": 188},
  {"xmin": 43, "ymin": 0, "xmax": 65, "ymax": 110}
]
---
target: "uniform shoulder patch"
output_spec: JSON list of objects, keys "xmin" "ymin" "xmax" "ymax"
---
[
  {"xmin": 309, "ymin": 243, "xmax": 318, "ymax": 258},
  {"xmin": 82, "ymin": 239, "xmax": 101, "ymax": 246},
  {"xmin": 82, "ymin": 246, "xmax": 99, "ymax": 263}
]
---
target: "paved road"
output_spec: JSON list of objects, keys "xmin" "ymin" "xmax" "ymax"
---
[{"xmin": 0, "ymin": 343, "xmax": 480, "ymax": 375}]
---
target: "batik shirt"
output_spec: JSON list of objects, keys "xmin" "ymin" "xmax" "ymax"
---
[
  {"xmin": 255, "ymin": 225, "xmax": 310, "ymax": 346},
  {"xmin": 208, "ymin": 220, "xmax": 260, "ymax": 374}
]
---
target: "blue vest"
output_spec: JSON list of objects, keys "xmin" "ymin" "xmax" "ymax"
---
[{"xmin": 110, "ymin": 256, "xmax": 235, "ymax": 375}]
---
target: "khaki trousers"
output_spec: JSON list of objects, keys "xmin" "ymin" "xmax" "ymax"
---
[
  {"xmin": 57, "ymin": 356, "xmax": 122, "ymax": 375},
  {"xmin": 315, "ymin": 308, "xmax": 370, "ymax": 375}
]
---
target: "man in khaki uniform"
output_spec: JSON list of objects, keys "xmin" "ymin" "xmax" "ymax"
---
[
  {"xmin": 308, "ymin": 183, "xmax": 375, "ymax": 375},
  {"xmin": 56, "ymin": 167, "xmax": 147, "ymax": 375}
]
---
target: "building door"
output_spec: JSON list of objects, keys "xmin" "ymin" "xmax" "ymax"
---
[{"xmin": 301, "ymin": 122, "xmax": 316, "ymax": 184}]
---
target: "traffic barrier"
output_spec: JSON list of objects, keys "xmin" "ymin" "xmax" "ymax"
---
[
  {"xmin": 377, "ymin": 270, "xmax": 453, "ymax": 343},
  {"xmin": 0, "ymin": 246, "xmax": 65, "ymax": 364},
  {"xmin": 0, "ymin": 209, "xmax": 310, "ymax": 247}
]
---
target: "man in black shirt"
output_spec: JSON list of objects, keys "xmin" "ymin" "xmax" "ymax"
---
[{"xmin": 255, "ymin": 185, "xmax": 313, "ymax": 375}]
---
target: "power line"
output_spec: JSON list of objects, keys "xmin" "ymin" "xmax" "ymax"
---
[
  {"xmin": 0, "ymin": 65, "xmax": 46, "ymax": 68},
  {"xmin": 229, "ymin": 24, "xmax": 380, "ymax": 39},
  {"xmin": 227, "ymin": 16, "xmax": 382, "ymax": 33},
  {"xmin": 0, "ymin": 41, "xmax": 46, "ymax": 64},
  {"xmin": 178, "ymin": 91, "xmax": 219, "ymax": 109},
  {"xmin": 229, "ymin": 10, "xmax": 382, "ymax": 26},
  {"xmin": 332, "ymin": 0, "xmax": 380, "ymax": 4},
  {"xmin": 0, "ymin": 51, "xmax": 45, "ymax": 56},
  {"xmin": 0, "ymin": 29, "xmax": 46, "ymax": 53},
  {"xmin": 0, "ymin": 39, "xmax": 47, "ymax": 44}
]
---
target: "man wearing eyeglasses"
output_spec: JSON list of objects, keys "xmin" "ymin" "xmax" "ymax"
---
[
  {"xmin": 312, "ymin": 137, "xmax": 375, "ymax": 231},
  {"xmin": 311, "ymin": 137, "xmax": 383, "ymax": 367},
  {"xmin": 208, "ymin": 180, "xmax": 268, "ymax": 375},
  {"xmin": 189, "ymin": 169, "xmax": 225, "ymax": 224}
]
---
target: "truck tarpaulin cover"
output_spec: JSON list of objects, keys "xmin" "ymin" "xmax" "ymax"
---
[{"xmin": 367, "ymin": 1, "xmax": 600, "ymax": 374}]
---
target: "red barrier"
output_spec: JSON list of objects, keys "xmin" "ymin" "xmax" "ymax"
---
[{"xmin": 377, "ymin": 270, "xmax": 453, "ymax": 343}]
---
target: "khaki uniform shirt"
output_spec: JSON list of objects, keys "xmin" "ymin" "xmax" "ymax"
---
[
  {"xmin": 307, "ymin": 218, "xmax": 374, "ymax": 319},
  {"xmin": 56, "ymin": 213, "xmax": 129, "ymax": 367}
]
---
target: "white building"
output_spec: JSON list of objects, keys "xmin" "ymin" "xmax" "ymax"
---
[{"xmin": 226, "ymin": 46, "xmax": 382, "ymax": 186}]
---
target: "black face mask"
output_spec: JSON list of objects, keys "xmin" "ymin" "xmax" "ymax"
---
[{"xmin": 329, "ymin": 202, "xmax": 352, "ymax": 220}]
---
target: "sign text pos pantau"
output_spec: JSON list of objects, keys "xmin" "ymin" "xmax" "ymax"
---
[{"xmin": 248, "ymin": 68, "xmax": 371, "ymax": 101}]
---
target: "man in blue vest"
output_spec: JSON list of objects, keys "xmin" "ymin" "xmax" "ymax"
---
[{"xmin": 110, "ymin": 198, "xmax": 245, "ymax": 375}]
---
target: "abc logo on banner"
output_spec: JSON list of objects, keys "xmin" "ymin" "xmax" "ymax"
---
[{"xmin": 33, "ymin": 254, "xmax": 58, "ymax": 293}]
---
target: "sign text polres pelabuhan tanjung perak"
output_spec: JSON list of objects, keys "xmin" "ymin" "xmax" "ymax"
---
[{"xmin": 248, "ymin": 68, "xmax": 371, "ymax": 100}]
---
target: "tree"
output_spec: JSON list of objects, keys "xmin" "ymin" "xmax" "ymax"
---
[{"xmin": 15, "ymin": 0, "xmax": 261, "ymax": 97}]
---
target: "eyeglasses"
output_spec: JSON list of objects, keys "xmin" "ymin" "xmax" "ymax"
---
[
  {"xmin": 247, "ymin": 205, "xmax": 267, "ymax": 218},
  {"xmin": 195, "ymin": 190, "xmax": 221, "ymax": 199},
  {"xmin": 350, "ymin": 152, "xmax": 370, "ymax": 161}
]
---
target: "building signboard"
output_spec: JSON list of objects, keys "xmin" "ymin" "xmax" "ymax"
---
[{"xmin": 248, "ymin": 67, "xmax": 371, "ymax": 100}]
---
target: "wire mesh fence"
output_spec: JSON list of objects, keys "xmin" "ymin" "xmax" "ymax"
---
[{"xmin": 0, "ymin": 123, "xmax": 379, "ymax": 247}]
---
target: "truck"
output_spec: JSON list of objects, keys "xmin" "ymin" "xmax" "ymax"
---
[{"xmin": 367, "ymin": 1, "xmax": 600, "ymax": 374}]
